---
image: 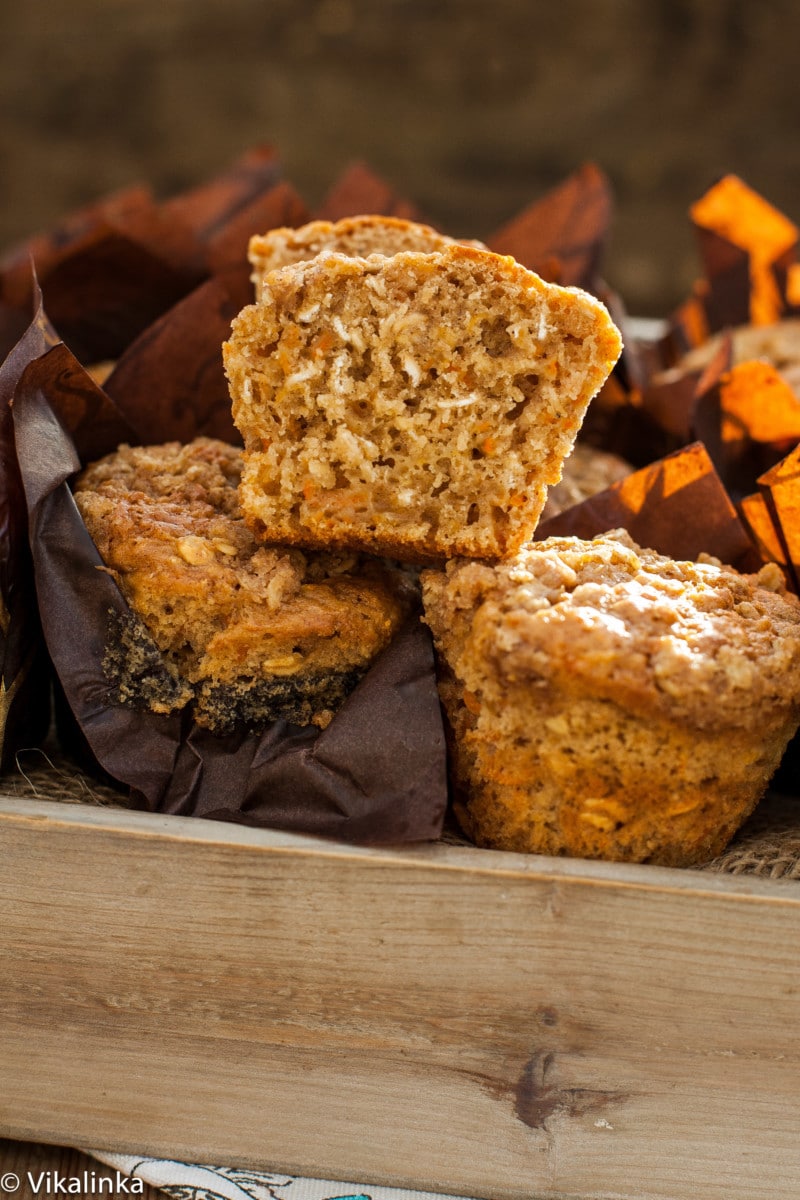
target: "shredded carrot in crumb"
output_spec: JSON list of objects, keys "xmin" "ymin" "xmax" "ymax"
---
[
  {"xmin": 311, "ymin": 330, "xmax": 336, "ymax": 358},
  {"xmin": 463, "ymin": 690, "xmax": 481, "ymax": 715},
  {"xmin": 507, "ymin": 493, "xmax": 527, "ymax": 507},
  {"xmin": 260, "ymin": 437, "xmax": 272, "ymax": 452},
  {"xmin": 337, "ymin": 490, "xmax": 369, "ymax": 508},
  {"xmin": 481, "ymin": 436, "xmax": 496, "ymax": 455},
  {"xmin": 302, "ymin": 481, "xmax": 317, "ymax": 501},
  {"xmin": 276, "ymin": 325, "xmax": 303, "ymax": 371}
]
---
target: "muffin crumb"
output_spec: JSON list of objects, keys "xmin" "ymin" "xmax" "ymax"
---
[{"xmin": 225, "ymin": 244, "xmax": 622, "ymax": 562}]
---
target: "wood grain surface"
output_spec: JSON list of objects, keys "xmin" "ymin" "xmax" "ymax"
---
[{"xmin": 2, "ymin": 796, "xmax": 800, "ymax": 1200}]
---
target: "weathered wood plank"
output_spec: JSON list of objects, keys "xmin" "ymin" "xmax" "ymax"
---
[{"xmin": 2, "ymin": 798, "xmax": 800, "ymax": 1200}]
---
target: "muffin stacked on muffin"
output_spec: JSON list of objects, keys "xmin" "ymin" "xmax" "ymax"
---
[
  {"xmin": 82, "ymin": 222, "xmax": 624, "ymax": 739},
  {"xmin": 420, "ymin": 531, "xmax": 800, "ymax": 866}
]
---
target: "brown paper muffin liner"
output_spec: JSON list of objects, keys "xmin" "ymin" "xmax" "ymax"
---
[
  {"xmin": 0, "ymin": 145, "xmax": 290, "ymax": 366},
  {"xmin": 536, "ymin": 440, "xmax": 761, "ymax": 571},
  {"xmin": 0, "ymin": 291, "xmax": 57, "ymax": 769}
]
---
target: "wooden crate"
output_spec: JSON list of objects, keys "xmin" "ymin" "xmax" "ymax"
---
[{"xmin": 1, "ymin": 793, "xmax": 800, "ymax": 1200}]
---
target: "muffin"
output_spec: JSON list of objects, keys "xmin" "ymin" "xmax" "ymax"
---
[
  {"xmin": 660, "ymin": 318, "xmax": 800, "ymax": 397},
  {"xmin": 421, "ymin": 530, "xmax": 800, "ymax": 866},
  {"xmin": 73, "ymin": 437, "xmax": 410, "ymax": 733},
  {"xmin": 539, "ymin": 441, "xmax": 632, "ymax": 522},
  {"xmin": 224, "ymin": 244, "xmax": 622, "ymax": 564},
  {"xmin": 248, "ymin": 214, "xmax": 485, "ymax": 300}
]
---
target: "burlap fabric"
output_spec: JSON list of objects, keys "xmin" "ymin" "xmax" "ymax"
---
[
  {"xmin": 702, "ymin": 792, "xmax": 800, "ymax": 880},
  {"xmin": 3, "ymin": 744, "xmax": 134, "ymax": 809}
]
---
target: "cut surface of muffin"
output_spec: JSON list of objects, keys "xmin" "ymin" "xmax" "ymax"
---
[
  {"xmin": 224, "ymin": 244, "xmax": 623, "ymax": 563},
  {"xmin": 73, "ymin": 437, "xmax": 410, "ymax": 733},
  {"xmin": 421, "ymin": 530, "xmax": 800, "ymax": 866},
  {"xmin": 248, "ymin": 214, "xmax": 485, "ymax": 300}
]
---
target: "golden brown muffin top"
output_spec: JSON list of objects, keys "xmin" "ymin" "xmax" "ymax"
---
[
  {"xmin": 74, "ymin": 437, "xmax": 361, "ymax": 614},
  {"xmin": 248, "ymin": 214, "xmax": 485, "ymax": 299},
  {"xmin": 421, "ymin": 530, "xmax": 800, "ymax": 729},
  {"xmin": 73, "ymin": 437, "xmax": 409, "ymax": 694}
]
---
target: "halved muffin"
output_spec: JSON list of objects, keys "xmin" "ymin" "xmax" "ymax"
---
[{"xmin": 225, "ymin": 244, "xmax": 622, "ymax": 563}]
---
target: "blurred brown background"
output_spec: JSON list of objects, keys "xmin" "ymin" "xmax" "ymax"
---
[{"xmin": 2, "ymin": 0, "xmax": 799, "ymax": 315}]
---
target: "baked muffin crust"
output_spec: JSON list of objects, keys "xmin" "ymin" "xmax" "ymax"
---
[
  {"xmin": 435, "ymin": 531, "xmax": 800, "ymax": 727},
  {"xmin": 248, "ymin": 214, "xmax": 484, "ymax": 300}
]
